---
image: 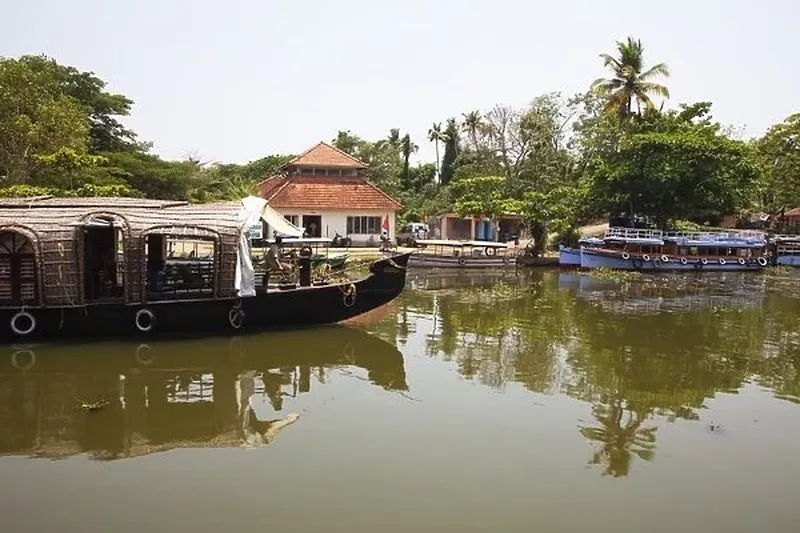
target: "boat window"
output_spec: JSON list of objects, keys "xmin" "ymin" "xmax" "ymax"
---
[
  {"xmin": 83, "ymin": 220, "xmax": 125, "ymax": 302},
  {"xmin": 146, "ymin": 234, "xmax": 215, "ymax": 300},
  {"xmin": 0, "ymin": 231, "xmax": 38, "ymax": 306}
]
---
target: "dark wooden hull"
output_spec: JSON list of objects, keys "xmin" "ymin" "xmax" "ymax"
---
[{"xmin": 0, "ymin": 253, "xmax": 410, "ymax": 343}]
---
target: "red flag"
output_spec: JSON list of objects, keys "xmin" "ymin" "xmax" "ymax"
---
[{"xmin": 382, "ymin": 215, "xmax": 390, "ymax": 232}]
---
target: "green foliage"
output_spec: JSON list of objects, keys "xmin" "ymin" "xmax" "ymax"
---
[
  {"xmin": 0, "ymin": 182, "xmax": 139, "ymax": 198},
  {"xmin": 584, "ymin": 103, "xmax": 759, "ymax": 226},
  {"xmin": 0, "ymin": 56, "xmax": 91, "ymax": 183},
  {"xmin": 450, "ymin": 176, "xmax": 517, "ymax": 218},
  {"xmin": 756, "ymin": 113, "xmax": 800, "ymax": 212}
]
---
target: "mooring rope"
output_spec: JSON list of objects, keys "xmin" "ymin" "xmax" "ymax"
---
[{"xmin": 339, "ymin": 282, "xmax": 357, "ymax": 307}]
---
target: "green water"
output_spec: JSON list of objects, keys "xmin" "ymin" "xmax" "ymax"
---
[{"xmin": 1, "ymin": 269, "xmax": 800, "ymax": 532}]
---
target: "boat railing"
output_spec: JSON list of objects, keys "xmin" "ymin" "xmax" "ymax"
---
[
  {"xmin": 663, "ymin": 229, "xmax": 766, "ymax": 242},
  {"xmin": 604, "ymin": 227, "xmax": 664, "ymax": 240}
]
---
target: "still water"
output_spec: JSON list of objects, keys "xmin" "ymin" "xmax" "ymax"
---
[{"xmin": 2, "ymin": 269, "xmax": 800, "ymax": 532}]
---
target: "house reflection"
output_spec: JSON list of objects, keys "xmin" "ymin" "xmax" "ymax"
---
[{"xmin": 0, "ymin": 327, "xmax": 407, "ymax": 460}]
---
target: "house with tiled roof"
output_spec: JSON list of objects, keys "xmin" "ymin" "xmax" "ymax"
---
[{"xmin": 256, "ymin": 141, "xmax": 402, "ymax": 245}]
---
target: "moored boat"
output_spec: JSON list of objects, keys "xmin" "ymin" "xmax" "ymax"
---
[
  {"xmin": 558, "ymin": 237, "xmax": 603, "ymax": 267},
  {"xmin": 580, "ymin": 227, "xmax": 768, "ymax": 271},
  {"xmin": 772, "ymin": 235, "xmax": 800, "ymax": 267},
  {"xmin": 0, "ymin": 196, "xmax": 409, "ymax": 342},
  {"xmin": 408, "ymin": 239, "xmax": 514, "ymax": 268}
]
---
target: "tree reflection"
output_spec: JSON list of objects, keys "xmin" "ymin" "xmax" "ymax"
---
[{"xmin": 579, "ymin": 398, "xmax": 657, "ymax": 477}]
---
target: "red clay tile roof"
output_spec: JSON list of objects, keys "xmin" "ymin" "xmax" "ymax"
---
[
  {"xmin": 257, "ymin": 175, "xmax": 401, "ymax": 210},
  {"xmin": 783, "ymin": 207, "xmax": 800, "ymax": 217},
  {"xmin": 286, "ymin": 141, "xmax": 367, "ymax": 169}
]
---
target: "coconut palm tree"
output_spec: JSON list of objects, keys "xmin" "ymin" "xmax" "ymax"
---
[
  {"xmin": 461, "ymin": 110, "xmax": 482, "ymax": 150},
  {"xmin": 428, "ymin": 122, "xmax": 446, "ymax": 183},
  {"xmin": 591, "ymin": 37, "xmax": 670, "ymax": 118}
]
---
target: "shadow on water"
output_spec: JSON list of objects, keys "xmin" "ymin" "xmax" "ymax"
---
[
  {"xmin": 0, "ymin": 326, "xmax": 406, "ymax": 460},
  {"xmin": 373, "ymin": 268, "xmax": 800, "ymax": 477}
]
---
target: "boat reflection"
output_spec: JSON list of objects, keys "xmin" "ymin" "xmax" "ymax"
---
[{"xmin": 0, "ymin": 327, "xmax": 407, "ymax": 460}]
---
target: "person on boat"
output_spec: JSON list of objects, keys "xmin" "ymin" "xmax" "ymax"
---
[{"xmin": 266, "ymin": 235, "xmax": 293, "ymax": 272}]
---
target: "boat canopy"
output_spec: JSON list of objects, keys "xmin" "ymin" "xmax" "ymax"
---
[
  {"xmin": 269, "ymin": 237, "xmax": 333, "ymax": 245},
  {"xmin": 417, "ymin": 239, "xmax": 509, "ymax": 248},
  {"xmin": 258, "ymin": 202, "xmax": 304, "ymax": 237}
]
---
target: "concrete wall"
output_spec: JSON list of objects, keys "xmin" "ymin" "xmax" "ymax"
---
[{"xmin": 267, "ymin": 208, "xmax": 396, "ymax": 246}]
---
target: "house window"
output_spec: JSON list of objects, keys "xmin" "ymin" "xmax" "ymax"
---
[
  {"xmin": 284, "ymin": 215, "xmax": 299, "ymax": 226},
  {"xmin": 347, "ymin": 216, "xmax": 382, "ymax": 234}
]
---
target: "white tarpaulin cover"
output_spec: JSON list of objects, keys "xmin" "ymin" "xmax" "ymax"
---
[
  {"xmin": 235, "ymin": 196, "xmax": 305, "ymax": 297},
  {"xmin": 260, "ymin": 203, "xmax": 304, "ymax": 237}
]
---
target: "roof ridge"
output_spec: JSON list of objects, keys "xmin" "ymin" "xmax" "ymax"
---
[{"xmin": 286, "ymin": 141, "xmax": 368, "ymax": 169}]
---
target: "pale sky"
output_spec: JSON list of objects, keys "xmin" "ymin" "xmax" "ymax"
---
[{"xmin": 3, "ymin": 0, "xmax": 798, "ymax": 165}]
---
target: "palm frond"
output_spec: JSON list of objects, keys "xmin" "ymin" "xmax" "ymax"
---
[{"xmin": 639, "ymin": 62, "xmax": 670, "ymax": 80}]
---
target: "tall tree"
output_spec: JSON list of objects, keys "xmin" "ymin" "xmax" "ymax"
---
[
  {"xmin": 756, "ymin": 113, "xmax": 800, "ymax": 212},
  {"xmin": 400, "ymin": 133, "xmax": 418, "ymax": 191},
  {"xmin": 427, "ymin": 122, "xmax": 446, "ymax": 183},
  {"xmin": 439, "ymin": 118, "xmax": 460, "ymax": 186},
  {"xmin": 590, "ymin": 37, "xmax": 670, "ymax": 118},
  {"xmin": 461, "ymin": 110, "xmax": 482, "ymax": 151},
  {"xmin": 0, "ymin": 56, "xmax": 91, "ymax": 184}
]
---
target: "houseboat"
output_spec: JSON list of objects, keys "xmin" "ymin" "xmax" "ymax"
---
[
  {"xmin": 0, "ymin": 196, "xmax": 410, "ymax": 342},
  {"xmin": 558, "ymin": 237, "xmax": 604, "ymax": 266},
  {"xmin": 771, "ymin": 235, "xmax": 800, "ymax": 267},
  {"xmin": 407, "ymin": 239, "xmax": 514, "ymax": 269},
  {"xmin": 579, "ymin": 227, "xmax": 768, "ymax": 271}
]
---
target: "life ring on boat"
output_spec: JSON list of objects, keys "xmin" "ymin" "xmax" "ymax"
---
[
  {"xmin": 135, "ymin": 308, "xmax": 155, "ymax": 333},
  {"xmin": 228, "ymin": 303, "xmax": 245, "ymax": 329},
  {"xmin": 661, "ymin": 255, "xmax": 669, "ymax": 263},
  {"xmin": 11, "ymin": 349, "xmax": 36, "ymax": 371},
  {"xmin": 738, "ymin": 258, "xmax": 746, "ymax": 265},
  {"xmin": 485, "ymin": 247, "xmax": 496, "ymax": 256},
  {"xmin": 621, "ymin": 252, "xmax": 631, "ymax": 260},
  {"xmin": 135, "ymin": 344, "xmax": 154, "ymax": 366},
  {"xmin": 680, "ymin": 257, "xmax": 688, "ymax": 265},
  {"xmin": 458, "ymin": 257, "xmax": 466, "ymax": 266},
  {"xmin": 10, "ymin": 311, "xmax": 36, "ymax": 336},
  {"xmin": 757, "ymin": 257, "xmax": 768, "ymax": 267},
  {"xmin": 701, "ymin": 258, "xmax": 708, "ymax": 265},
  {"xmin": 642, "ymin": 254, "xmax": 651, "ymax": 262},
  {"xmin": 719, "ymin": 258, "xmax": 727, "ymax": 265}
]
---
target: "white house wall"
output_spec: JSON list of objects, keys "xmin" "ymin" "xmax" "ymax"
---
[{"xmin": 267, "ymin": 208, "xmax": 396, "ymax": 245}]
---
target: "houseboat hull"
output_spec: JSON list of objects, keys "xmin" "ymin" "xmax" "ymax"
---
[
  {"xmin": 1, "ymin": 253, "xmax": 411, "ymax": 343},
  {"xmin": 581, "ymin": 248, "xmax": 765, "ymax": 271},
  {"xmin": 775, "ymin": 255, "xmax": 800, "ymax": 267},
  {"xmin": 408, "ymin": 253, "xmax": 512, "ymax": 269},
  {"xmin": 558, "ymin": 245, "xmax": 582, "ymax": 266}
]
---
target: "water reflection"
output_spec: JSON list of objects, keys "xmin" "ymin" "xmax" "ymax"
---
[
  {"xmin": 0, "ymin": 327, "xmax": 407, "ymax": 460},
  {"xmin": 376, "ymin": 270, "xmax": 800, "ymax": 477}
]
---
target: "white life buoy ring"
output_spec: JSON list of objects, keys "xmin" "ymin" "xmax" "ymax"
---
[
  {"xmin": 621, "ymin": 252, "xmax": 631, "ymax": 260},
  {"xmin": 680, "ymin": 257, "xmax": 688, "ymax": 265},
  {"xmin": 10, "ymin": 311, "xmax": 36, "ymax": 336},
  {"xmin": 757, "ymin": 257, "xmax": 768, "ymax": 267},
  {"xmin": 661, "ymin": 255, "xmax": 669, "ymax": 263},
  {"xmin": 485, "ymin": 247, "xmax": 496, "ymax": 256},
  {"xmin": 719, "ymin": 258, "xmax": 727, "ymax": 265},
  {"xmin": 11, "ymin": 349, "xmax": 36, "ymax": 371},
  {"xmin": 738, "ymin": 258, "xmax": 746, "ymax": 265},
  {"xmin": 642, "ymin": 254, "xmax": 651, "ymax": 262},
  {"xmin": 458, "ymin": 257, "xmax": 466, "ymax": 266},
  {"xmin": 701, "ymin": 258, "xmax": 708, "ymax": 265},
  {"xmin": 136, "ymin": 344, "xmax": 154, "ymax": 365},
  {"xmin": 135, "ymin": 308, "xmax": 155, "ymax": 332},
  {"xmin": 229, "ymin": 304, "xmax": 245, "ymax": 329}
]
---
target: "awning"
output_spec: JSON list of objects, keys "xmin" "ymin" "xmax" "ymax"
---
[{"xmin": 259, "ymin": 202, "xmax": 304, "ymax": 237}]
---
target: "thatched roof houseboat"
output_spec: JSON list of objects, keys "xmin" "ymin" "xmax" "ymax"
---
[{"xmin": 0, "ymin": 196, "xmax": 410, "ymax": 341}]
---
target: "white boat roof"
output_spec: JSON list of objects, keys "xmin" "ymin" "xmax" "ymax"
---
[
  {"xmin": 417, "ymin": 239, "xmax": 508, "ymax": 248},
  {"xmin": 266, "ymin": 237, "xmax": 333, "ymax": 245}
]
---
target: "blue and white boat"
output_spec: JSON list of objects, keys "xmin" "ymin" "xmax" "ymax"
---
[
  {"xmin": 773, "ymin": 236, "xmax": 800, "ymax": 267},
  {"xmin": 558, "ymin": 237, "xmax": 603, "ymax": 266},
  {"xmin": 579, "ymin": 227, "xmax": 769, "ymax": 271}
]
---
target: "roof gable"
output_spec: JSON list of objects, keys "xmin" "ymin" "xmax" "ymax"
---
[{"xmin": 287, "ymin": 141, "xmax": 367, "ymax": 169}]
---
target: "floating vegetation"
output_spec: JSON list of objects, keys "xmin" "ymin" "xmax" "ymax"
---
[
  {"xmin": 456, "ymin": 280, "xmax": 538, "ymax": 304},
  {"xmin": 765, "ymin": 265, "xmax": 798, "ymax": 278},
  {"xmin": 586, "ymin": 268, "xmax": 644, "ymax": 282}
]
